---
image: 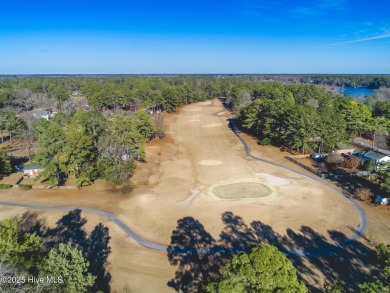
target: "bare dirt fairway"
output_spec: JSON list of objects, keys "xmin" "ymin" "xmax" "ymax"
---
[{"xmin": 1, "ymin": 99, "xmax": 387, "ymax": 292}]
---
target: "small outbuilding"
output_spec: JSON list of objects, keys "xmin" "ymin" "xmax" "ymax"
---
[
  {"xmin": 375, "ymin": 195, "xmax": 390, "ymax": 205},
  {"xmin": 336, "ymin": 147, "xmax": 355, "ymax": 155}
]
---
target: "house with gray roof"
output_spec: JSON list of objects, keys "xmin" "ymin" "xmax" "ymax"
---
[
  {"xmin": 354, "ymin": 150, "xmax": 390, "ymax": 170},
  {"xmin": 23, "ymin": 165, "xmax": 43, "ymax": 178}
]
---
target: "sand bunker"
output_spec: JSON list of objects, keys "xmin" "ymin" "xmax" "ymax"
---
[
  {"xmin": 203, "ymin": 123, "xmax": 223, "ymax": 128},
  {"xmin": 198, "ymin": 160, "xmax": 223, "ymax": 166},
  {"xmin": 189, "ymin": 119, "xmax": 201, "ymax": 122},
  {"xmin": 256, "ymin": 173, "xmax": 291, "ymax": 186},
  {"xmin": 212, "ymin": 182, "xmax": 272, "ymax": 199}
]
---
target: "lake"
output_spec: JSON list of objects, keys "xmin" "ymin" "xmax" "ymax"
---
[{"xmin": 343, "ymin": 87, "xmax": 375, "ymax": 97}]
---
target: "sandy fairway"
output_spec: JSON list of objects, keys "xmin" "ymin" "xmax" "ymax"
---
[
  {"xmin": 0, "ymin": 99, "xmax": 377, "ymax": 292},
  {"xmin": 118, "ymin": 99, "xmax": 359, "ymax": 242}
]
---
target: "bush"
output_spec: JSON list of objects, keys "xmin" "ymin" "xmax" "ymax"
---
[
  {"xmin": 0, "ymin": 183, "xmax": 13, "ymax": 189},
  {"xmin": 363, "ymin": 160, "xmax": 376, "ymax": 172},
  {"xmin": 355, "ymin": 187, "xmax": 373, "ymax": 203},
  {"xmin": 260, "ymin": 138, "xmax": 271, "ymax": 145},
  {"xmin": 317, "ymin": 162, "xmax": 328, "ymax": 173},
  {"xmin": 18, "ymin": 184, "xmax": 32, "ymax": 190},
  {"xmin": 344, "ymin": 157, "xmax": 361, "ymax": 169},
  {"xmin": 325, "ymin": 153, "xmax": 344, "ymax": 166}
]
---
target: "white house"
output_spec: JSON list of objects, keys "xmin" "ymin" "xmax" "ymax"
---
[
  {"xmin": 33, "ymin": 111, "xmax": 57, "ymax": 121},
  {"xmin": 23, "ymin": 165, "xmax": 43, "ymax": 178}
]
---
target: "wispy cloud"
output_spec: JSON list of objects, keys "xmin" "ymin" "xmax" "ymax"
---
[
  {"xmin": 293, "ymin": 0, "xmax": 347, "ymax": 18},
  {"xmin": 323, "ymin": 33, "xmax": 390, "ymax": 47}
]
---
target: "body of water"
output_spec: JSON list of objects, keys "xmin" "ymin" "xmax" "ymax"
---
[{"xmin": 343, "ymin": 87, "xmax": 375, "ymax": 97}]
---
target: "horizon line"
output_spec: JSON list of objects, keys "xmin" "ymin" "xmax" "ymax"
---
[{"xmin": 1, "ymin": 73, "xmax": 390, "ymax": 76}]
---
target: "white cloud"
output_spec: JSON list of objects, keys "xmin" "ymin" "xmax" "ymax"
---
[{"xmin": 324, "ymin": 33, "xmax": 390, "ymax": 47}]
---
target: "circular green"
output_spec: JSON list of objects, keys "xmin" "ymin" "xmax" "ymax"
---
[{"xmin": 213, "ymin": 182, "xmax": 272, "ymax": 199}]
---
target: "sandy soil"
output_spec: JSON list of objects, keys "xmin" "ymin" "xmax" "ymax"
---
[
  {"xmin": 0, "ymin": 172, "xmax": 23, "ymax": 185},
  {"xmin": 0, "ymin": 99, "xmax": 388, "ymax": 292}
]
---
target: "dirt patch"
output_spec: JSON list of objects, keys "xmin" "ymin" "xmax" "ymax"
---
[
  {"xmin": 0, "ymin": 172, "xmax": 23, "ymax": 185},
  {"xmin": 129, "ymin": 142, "xmax": 162, "ymax": 187},
  {"xmin": 187, "ymin": 107, "xmax": 201, "ymax": 112},
  {"xmin": 198, "ymin": 160, "xmax": 223, "ymax": 166},
  {"xmin": 202, "ymin": 123, "xmax": 223, "ymax": 128},
  {"xmin": 212, "ymin": 182, "xmax": 272, "ymax": 199},
  {"xmin": 256, "ymin": 173, "xmax": 291, "ymax": 186}
]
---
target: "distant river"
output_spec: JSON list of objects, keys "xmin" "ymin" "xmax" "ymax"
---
[{"xmin": 343, "ymin": 87, "xmax": 375, "ymax": 97}]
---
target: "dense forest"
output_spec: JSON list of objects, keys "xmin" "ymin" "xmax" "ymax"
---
[
  {"xmin": 0, "ymin": 76, "xmax": 390, "ymax": 186},
  {"xmin": 231, "ymin": 82, "xmax": 389, "ymax": 154}
]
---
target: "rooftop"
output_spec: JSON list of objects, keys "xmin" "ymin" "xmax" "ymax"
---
[
  {"xmin": 23, "ymin": 165, "xmax": 43, "ymax": 171},
  {"xmin": 354, "ymin": 150, "xmax": 388, "ymax": 161}
]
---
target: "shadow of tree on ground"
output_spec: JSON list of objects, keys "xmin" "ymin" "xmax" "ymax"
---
[
  {"xmin": 16, "ymin": 210, "xmax": 112, "ymax": 293},
  {"xmin": 167, "ymin": 217, "xmax": 227, "ymax": 293},
  {"xmin": 167, "ymin": 211, "xmax": 374, "ymax": 293},
  {"xmin": 45, "ymin": 209, "xmax": 87, "ymax": 250}
]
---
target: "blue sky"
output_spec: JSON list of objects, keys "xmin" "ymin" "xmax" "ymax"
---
[{"xmin": 0, "ymin": 0, "xmax": 389, "ymax": 74}]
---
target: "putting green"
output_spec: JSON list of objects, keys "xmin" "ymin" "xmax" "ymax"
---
[{"xmin": 212, "ymin": 182, "xmax": 272, "ymax": 199}]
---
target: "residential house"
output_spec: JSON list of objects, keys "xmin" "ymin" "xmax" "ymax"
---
[
  {"xmin": 354, "ymin": 150, "xmax": 390, "ymax": 170},
  {"xmin": 23, "ymin": 165, "xmax": 43, "ymax": 178},
  {"xmin": 33, "ymin": 111, "xmax": 57, "ymax": 121}
]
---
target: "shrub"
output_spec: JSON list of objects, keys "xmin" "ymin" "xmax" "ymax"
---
[
  {"xmin": 18, "ymin": 184, "xmax": 32, "ymax": 190},
  {"xmin": 355, "ymin": 187, "xmax": 373, "ymax": 203},
  {"xmin": 317, "ymin": 162, "xmax": 328, "ymax": 173},
  {"xmin": 325, "ymin": 153, "xmax": 344, "ymax": 166},
  {"xmin": 0, "ymin": 183, "xmax": 12, "ymax": 189},
  {"xmin": 363, "ymin": 160, "xmax": 376, "ymax": 172},
  {"xmin": 260, "ymin": 138, "xmax": 271, "ymax": 145},
  {"xmin": 344, "ymin": 157, "xmax": 361, "ymax": 169}
]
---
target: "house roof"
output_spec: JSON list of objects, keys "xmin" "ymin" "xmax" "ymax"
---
[
  {"xmin": 363, "ymin": 151, "xmax": 388, "ymax": 160},
  {"xmin": 23, "ymin": 165, "xmax": 43, "ymax": 171},
  {"xmin": 33, "ymin": 111, "xmax": 50, "ymax": 117}
]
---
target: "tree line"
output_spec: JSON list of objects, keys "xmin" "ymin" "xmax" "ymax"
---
[
  {"xmin": 233, "ymin": 82, "xmax": 389, "ymax": 154},
  {"xmin": 1, "ymin": 76, "xmax": 390, "ymax": 185}
]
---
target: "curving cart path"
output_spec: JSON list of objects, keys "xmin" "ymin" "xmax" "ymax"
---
[{"xmin": 0, "ymin": 129, "xmax": 368, "ymax": 257}]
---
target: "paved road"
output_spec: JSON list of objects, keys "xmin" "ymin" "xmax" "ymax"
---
[
  {"xmin": 0, "ymin": 201, "xmax": 169, "ymax": 251},
  {"xmin": 352, "ymin": 137, "xmax": 390, "ymax": 156},
  {"xmin": 0, "ymin": 129, "xmax": 368, "ymax": 257}
]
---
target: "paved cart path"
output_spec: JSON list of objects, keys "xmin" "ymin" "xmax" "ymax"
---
[{"xmin": 0, "ymin": 129, "xmax": 368, "ymax": 257}]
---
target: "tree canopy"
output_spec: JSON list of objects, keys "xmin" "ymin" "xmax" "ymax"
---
[
  {"xmin": 40, "ymin": 243, "xmax": 95, "ymax": 293},
  {"xmin": 0, "ymin": 150, "xmax": 11, "ymax": 178},
  {"xmin": 0, "ymin": 219, "xmax": 42, "ymax": 269},
  {"xmin": 205, "ymin": 245, "xmax": 307, "ymax": 293}
]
